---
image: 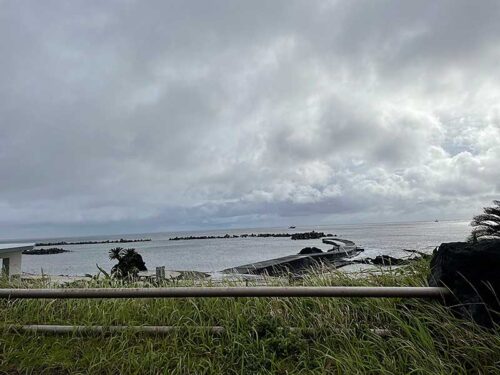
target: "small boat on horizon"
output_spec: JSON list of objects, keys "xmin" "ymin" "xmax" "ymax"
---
[
  {"xmin": 434, "ymin": 219, "xmax": 439, "ymax": 222},
  {"xmin": 288, "ymin": 226, "xmax": 296, "ymax": 229}
]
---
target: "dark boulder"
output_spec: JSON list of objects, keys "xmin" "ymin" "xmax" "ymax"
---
[
  {"xmin": 370, "ymin": 255, "xmax": 409, "ymax": 266},
  {"xmin": 352, "ymin": 255, "xmax": 409, "ymax": 266},
  {"xmin": 298, "ymin": 247, "xmax": 323, "ymax": 255},
  {"xmin": 428, "ymin": 240, "xmax": 500, "ymax": 328}
]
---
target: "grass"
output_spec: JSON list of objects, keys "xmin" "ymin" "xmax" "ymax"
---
[{"xmin": 0, "ymin": 259, "xmax": 499, "ymax": 374}]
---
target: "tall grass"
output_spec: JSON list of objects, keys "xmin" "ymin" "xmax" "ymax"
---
[{"xmin": 0, "ymin": 259, "xmax": 499, "ymax": 374}]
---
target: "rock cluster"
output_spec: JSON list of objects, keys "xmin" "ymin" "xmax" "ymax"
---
[
  {"xmin": 298, "ymin": 247, "xmax": 323, "ymax": 255},
  {"xmin": 169, "ymin": 233, "xmax": 291, "ymax": 240},
  {"xmin": 23, "ymin": 247, "xmax": 70, "ymax": 255},
  {"xmin": 291, "ymin": 231, "xmax": 326, "ymax": 240},
  {"xmin": 428, "ymin": 239, "xmax": 500, "ymax": 328},
  {"xmin": 356, "ymin": 255, "xmax": 409, "ymax": 266},
  {"xmin": 170, "ymin": 231, "xmax": 335, "ymax": 241},
  {"xmin": 169, "ymin": 234, "xmax": 240, "ymax": 240},
  {"xmin": 35, "ymin": 238, "xmax": 151, "ymax": 246}
]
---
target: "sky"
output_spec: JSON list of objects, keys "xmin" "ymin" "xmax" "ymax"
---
[{"xmin": 1, "ymin": 0, "xmax": 499, "ymax": 239}]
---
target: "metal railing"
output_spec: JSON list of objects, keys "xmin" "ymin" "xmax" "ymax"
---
[
  {"xmin": 0, "ymin": 286, "xmax": 450, "ymax": 299},
  {"xmin": 1, "ymin": 286, "xmax": 450, "ymax": 335}
]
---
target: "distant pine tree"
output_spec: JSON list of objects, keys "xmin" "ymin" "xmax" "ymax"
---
[
  {"xmin": 109, "ymin": 247, "xmax": 147, "ymax": 278},
  {"xmin": 469, "ymin": 200, "xmax": 500, "ymax": 241}
]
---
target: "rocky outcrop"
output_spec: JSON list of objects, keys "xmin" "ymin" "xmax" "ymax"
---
[
  {"xmin": 298, "ymin": 247, "xmax": 323, "ymax": 255},
  {"xmin": 363, "ymin": 255, "xmax": 409, "ymax": 266},
  {"xmin": 428, "ymin": 240, "xmax": 500, "ymax": 328},
  {"xmin": 23, "ymin": 248, "xmax": 70, "ymax": 255}
]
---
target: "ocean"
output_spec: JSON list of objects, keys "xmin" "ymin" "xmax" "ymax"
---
[{"xmin": 5, "ymin": 220, "xmax": 471, "ymax": 276}]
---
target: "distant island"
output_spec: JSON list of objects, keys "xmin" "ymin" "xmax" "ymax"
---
[
  {"xmin": 169, "ymin": 231, "xmax": 334, "ymax": 241},
  {"xmin": 34, "ymin": 238, "xmax": 151, "ymax": 246}
]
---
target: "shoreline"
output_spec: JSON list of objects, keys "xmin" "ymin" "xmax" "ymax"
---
[
  {"xmin": 18, "ymin": 263, "xmax": 409, "ymax": 286},
  {"xmin": 18, "ymin": 220, "xmax": 466, "ymax": 277}
]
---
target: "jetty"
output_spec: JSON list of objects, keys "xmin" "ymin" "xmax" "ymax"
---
[{"xmin": 223, "ymin": 238, "xmax": 363, "ymax": 276}]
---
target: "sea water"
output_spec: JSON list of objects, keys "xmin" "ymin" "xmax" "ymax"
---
[{"xmin": 4, "ymin": 220, "xmax": 471, "ymax": 276}]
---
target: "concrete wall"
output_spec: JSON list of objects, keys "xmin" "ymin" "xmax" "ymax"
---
[
  {"xmin": 0, "ymin": 243, "xmax": 33, "ymax": 277},
  {"xmin": 1, "ymin": 251, "xmax": 23, "ymax": 276}
]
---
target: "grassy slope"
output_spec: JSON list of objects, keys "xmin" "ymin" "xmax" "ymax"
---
[{"xmin": 0, "ymin": 260, "xmax": 499, "ymax": 374}]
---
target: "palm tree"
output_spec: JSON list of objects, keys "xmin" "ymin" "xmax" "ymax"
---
[
  {"xmin": 109, "ymin": 247, "xmax": 147, "ymax": 278},
  {"xmin": 109, "ymin": 247, "xmax": 124, "ymax": 261},
  {"xmin": 470, "ymin": 200, "xmax": 500, "ymax": 241}
]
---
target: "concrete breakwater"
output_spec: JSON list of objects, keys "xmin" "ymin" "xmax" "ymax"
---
[
  {"xmin": 35, "ymin": 238, "xmax": 151, "ymax": 247},
  {"xmin": 223, "ymin": 238, "xmax": 363, "ymax": 276},
  {"xmin": 169, "ymin": 233, "xmax": 291, "ymax": 240},
  {"xmin": 169, "ymin": 231, "xmax": 335, "ymax": 241},
  {"xmin": 23, "ymin": 248, "xmax": 71, "ymax": 255}
]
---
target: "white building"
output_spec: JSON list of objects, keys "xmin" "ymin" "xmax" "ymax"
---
[{"xmin": 0, "ymin": 243, "xmax": 34, "ymax": 277}]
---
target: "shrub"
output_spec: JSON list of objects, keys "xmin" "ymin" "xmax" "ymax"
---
[{"xmin": 109, "ymin": 247, "xmax": 147, "ymax": 278}]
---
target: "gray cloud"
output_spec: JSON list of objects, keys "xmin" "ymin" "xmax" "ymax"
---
[{"xmin": 1, "ymin": 0, "xmax": 499, "ymax": 238}]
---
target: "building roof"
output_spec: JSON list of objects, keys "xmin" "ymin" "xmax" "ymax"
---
[{"xmin": 0, "ymin": 243, "xmax": 34, "ymax": 254}]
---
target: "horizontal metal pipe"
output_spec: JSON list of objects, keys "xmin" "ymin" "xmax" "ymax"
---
[
  {"xmin": 7, "ymin": 325, "xmax": 225, "ymax": 335},
  {"xmin": 6, "ymin": 325, "xmax": 390, "ymax": 336},
  {"xmin": 0, "ymin": 286, "xmax": 450, "ymax": 299},
  {"xmin": 289, "ymin": 327, "xmax": 392, "ymax": 336}
]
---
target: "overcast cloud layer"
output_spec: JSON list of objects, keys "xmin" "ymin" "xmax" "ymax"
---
[{"xmin": 1, "ymin": 0, "xmax": 499, "ymax": 239}]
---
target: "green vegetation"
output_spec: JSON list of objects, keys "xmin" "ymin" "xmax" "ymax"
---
[
  {"xmin": 470, "ymin": 199, "xmax": 500, "ymax": 241},
  {"xmin": 109, "ymin": 247, "xmax": 147, "ymax": 278},
  {"xmin": 0, "ymin": 260, "xmax": 499, "ymax": 374}
]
